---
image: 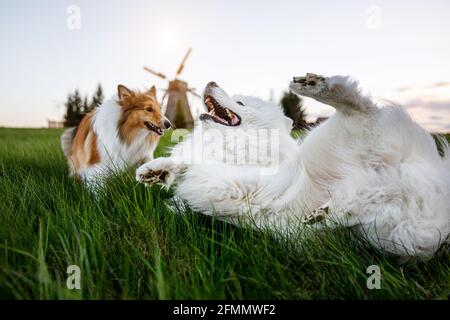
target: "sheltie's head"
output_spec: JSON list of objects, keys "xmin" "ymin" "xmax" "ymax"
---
[{"xmin": 117, "ymin": 85, "xmax": 172, "ymax": 144}]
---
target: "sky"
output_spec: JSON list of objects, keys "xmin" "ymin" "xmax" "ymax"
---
[{"xmin": 0, "ymin": 0, "xmax": 449, "ymax": 132}]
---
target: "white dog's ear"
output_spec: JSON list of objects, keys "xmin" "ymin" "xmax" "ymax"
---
[{"xmin": 118, "ymin": 85, "xmax": 133, "ymax": 100}]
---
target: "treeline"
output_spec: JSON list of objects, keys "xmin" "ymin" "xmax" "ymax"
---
[{"xmin": 64, "ymin": 84, "xmax": 104, "ymax": 127}]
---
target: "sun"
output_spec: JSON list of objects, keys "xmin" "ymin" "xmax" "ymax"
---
[{"xmin": 155, "ymin": 26, "xmax": 180, "ymax": 48}]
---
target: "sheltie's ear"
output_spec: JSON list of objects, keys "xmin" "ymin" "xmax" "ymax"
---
[
  {"xmin": 118, "ymin": 85, "xmax": 133, "ymax": 100},
  {"xmin": 147, "ymin": 85, "xmax": 157, "ymax": 97}
]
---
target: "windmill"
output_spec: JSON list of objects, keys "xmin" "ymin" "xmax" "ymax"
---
[{"xmin": 143, "ymin": 48, "xmax": 199, "ymax": 129}]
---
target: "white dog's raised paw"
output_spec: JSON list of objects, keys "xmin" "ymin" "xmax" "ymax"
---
[
  {"xmin": 290, "ymin": 73, "xmax": 328, "ymax": 97},
  {"xmin": 136, "ymin": 159, "xmax": 176, "ymax": 188},
  {"xmin": 136, "ymin": 168, "xmax": 170, "ymax": 186}
]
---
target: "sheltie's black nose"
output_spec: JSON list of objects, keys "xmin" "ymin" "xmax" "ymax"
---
[
  {"xmin": 164, "ymin": 119, "xmax": 173, "ymax": 129},
  {"xmin": 207, "ymin": 81, "xmax": 218, "ymax": 87}
]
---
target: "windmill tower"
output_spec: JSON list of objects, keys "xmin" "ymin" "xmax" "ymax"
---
[{"xmin": 143, "ymin": 48, "xmax": 199, "ymax": 129}]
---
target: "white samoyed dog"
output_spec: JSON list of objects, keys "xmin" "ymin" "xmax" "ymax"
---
[{"xmin": 137, "ymin": 76, "xmax": 450, "ymax": 259}]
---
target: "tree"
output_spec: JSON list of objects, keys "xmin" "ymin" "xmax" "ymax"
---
[
  {"xmin": 90, "ymin": 84, "xmax": 104, "ymax": 110},
  {"xmin": 280, "ymin": 91, "xmax": 308, "ymax": 130},
  {"xmin": 63, "ymin": 93, "xmax": 76, "ymax": 127},
  {"xmin": 64, "ymin": 89, "xmax": 84, "ymax": 127},
  {"xmin": 82, "ymin": 96, "xmax": 89, "ymax": 114},
  {"xmin": 63, "ymin": 84, "xmax": 104, "ymax": 127}
]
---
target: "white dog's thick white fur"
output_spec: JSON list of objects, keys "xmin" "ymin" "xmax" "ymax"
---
[
  {"xmin": 290, "ymin": 74, "xmax": 450, "ymax": 258},
  {"xmin": 137, "ymin": 76, "xmax": 450, "ymax": 259}
]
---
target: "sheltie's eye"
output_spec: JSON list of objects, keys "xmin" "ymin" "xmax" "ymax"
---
[
  {"xmin": 145, "ymin": 107, "xmax": 153, "ymax": 112},
  {"xmin": 236, "ymin": 101, "xmax": 245, "ymax": 106}
]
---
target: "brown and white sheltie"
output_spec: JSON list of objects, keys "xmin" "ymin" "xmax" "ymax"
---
[{"xmin": 61, "ymin": 84, "xmax": 171, "ymax": 188}]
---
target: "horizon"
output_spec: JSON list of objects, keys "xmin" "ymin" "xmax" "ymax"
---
[{"xmin": 0, "ymin": 0, "xmax": 449, "ymax": 132}]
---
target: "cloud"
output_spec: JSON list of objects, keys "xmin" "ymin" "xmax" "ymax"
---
[
  {"xmin": 429, "ymin": 82, "xmax": 450, "ymax": 89},
  {"xmin": 403, "ymin": 98, "xmax": 450, "ymax": 111},
  {"xmin": 401, "ymin": 98, "xmax": 450, "ymax": 133},
  {"xmin": 396, "ymin": 86, "xmax": 413, "ymax": 93},
  {"xmin": 396, "ymin": 81, "xmax": 450, "ymax": 93}
]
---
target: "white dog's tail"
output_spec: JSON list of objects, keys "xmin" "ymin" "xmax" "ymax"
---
[{"xmin": 61, "ymin": 127, "xmax": 76, "ymax": 159}]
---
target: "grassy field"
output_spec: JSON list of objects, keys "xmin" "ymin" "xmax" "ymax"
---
[{"xmin": 0, "ymin": 128, "xmax": 448, "ymax": 299}]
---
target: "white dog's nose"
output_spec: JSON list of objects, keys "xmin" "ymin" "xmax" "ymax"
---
[{"xmin": 207, "ymin": 81, "xmax": 218, "ymax": 87}]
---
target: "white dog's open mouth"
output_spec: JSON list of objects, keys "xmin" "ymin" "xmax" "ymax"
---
[{"xmin": 200, "ymin": 94, "xmax": 241, "ymax": 126}]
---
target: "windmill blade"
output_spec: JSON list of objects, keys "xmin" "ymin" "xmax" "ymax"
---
[
  {"xmin": 143, "ymin": 66, "xmax": 167, "ymax": 80},
  {"xmin": 187, "ymin": 88, "xmax": 201, "ymax": 98},
  {"xmin": 175, "ymin": 48, "xmax": 192, "ymax": 78}
]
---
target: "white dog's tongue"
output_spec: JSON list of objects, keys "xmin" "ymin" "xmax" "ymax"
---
[{"xmin": 231, "ymin": 116, "xmax": 239, "ymax": 125}]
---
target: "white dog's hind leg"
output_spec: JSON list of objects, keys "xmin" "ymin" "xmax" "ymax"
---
[
  {"xmin": 301, "ymin": 202, "xmax": 330, "ymax": 225},
  {"xmin": 301, "ymin": 199, "xmax": 361, "ymax": 232},
  {"xmin": 290, "ymin": 73, "xmax": 377, "ymax": 115}
]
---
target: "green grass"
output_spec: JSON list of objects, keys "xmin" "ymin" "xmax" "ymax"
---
[{"xmin": 0, "ymin": 127, "xmax": 448, "ymax": 299}]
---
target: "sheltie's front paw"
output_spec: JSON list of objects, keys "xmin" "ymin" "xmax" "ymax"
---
[
  {"xmin": 290, "ymin": 73, "xmax": 328, "ymax": 97},
  {"xmin": 136, "ymin": 158, "xmax": 175, "ymax": 188}
]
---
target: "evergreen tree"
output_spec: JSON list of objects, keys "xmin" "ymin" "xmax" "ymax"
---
[
  {"xmin": 90, "ymin": 84, "xmax": 104, "ymax": 110},
  {"xmin": 280, "ymin": 91, "xmax": 308, "ymax": 130},
  {"xmin": 63, "ymin": 84, "xmax": 104, "ymax": 127},
  {"xmin": 82, "ymin": 96, "xmax": 89, "ymax": 114},
  {"xmin": 64, "ymin": 89, "xmax": 84, "ymax": 127},
  {"xmin": 64, "ymin": 93, "xmax": 76, "ymax": 127}
]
